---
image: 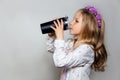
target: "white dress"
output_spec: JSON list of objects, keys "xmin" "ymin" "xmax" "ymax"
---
[{"xmin": 47, "ymin": 36, "xmax": 94, "ymax": 80}]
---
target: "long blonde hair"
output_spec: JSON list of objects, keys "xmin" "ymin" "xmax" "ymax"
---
[{"xmin": 73, "ymin": 9, "xmax": 107, "ymax": 71}]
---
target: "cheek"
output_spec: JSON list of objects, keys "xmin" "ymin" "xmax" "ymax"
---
[
  {"xmin": 75, "ymin": 28, "xmax": 81, "ymax": 34},
  {"xmin": 75, "ymin": 24, "xmax": 81, "ymax": 33},
  {"xmin": 70, "ymin": 26, "xmax": 81, "ymax": 34}
]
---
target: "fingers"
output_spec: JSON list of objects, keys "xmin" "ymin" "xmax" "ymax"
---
[
  {"xmin": 50, "ymin": 19, "xmax": 64, "ymax": 40},
  {"xmin": 53, "ymin": 19, "xmax": 63, "ymax": 29},
  {"xmin": 53, "ymin": 20, "xmax": 59, "ymax": 28},
  {"xmin": 60, "ymin": 19, "xmax": 64, "ymax": 29},
  {"xmin": 50, "ymin": 26, "xmax": 56, "ymax": 31},
  {"xmin": 57, "ymin": 19, "xmax": 61, "ymax": 27},
  {"xmin": 50, "ymin": 19, "xmax": 64, "ymax": 33}
]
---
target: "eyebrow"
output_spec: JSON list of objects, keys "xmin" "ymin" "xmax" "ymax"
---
[
  {"xmin": 75, "ymin": 18, "xmax": 79, "ymax": 19},
  {"xmin": 74, "ymin": 17, "xmax": 79, "ymax": 19},
  {"xmin": 75, "ymin": 18, "xmax": 80, "ymax": 21}
]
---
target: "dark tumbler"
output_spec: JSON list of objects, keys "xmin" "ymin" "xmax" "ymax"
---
[{"xmin": 40, "ymin": 16, "xmax": 68, "ymax": 34}]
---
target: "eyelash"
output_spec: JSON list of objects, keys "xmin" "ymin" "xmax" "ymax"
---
[{"xmin": 75, "ymin": 20, "xmax": 79, "ymax": 23}]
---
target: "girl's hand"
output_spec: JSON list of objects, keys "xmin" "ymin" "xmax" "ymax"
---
[{"xmin": 51, "ymin": 19, "xmax": 64, "ymax": 40}]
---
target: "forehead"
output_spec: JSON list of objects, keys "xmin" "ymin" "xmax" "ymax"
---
[
  {"xmin": 74, "ymin": 11, "xmax": 83, "ymax": 20},
  {"xmin": 74, "ymin": 11, "xmax": 82, "ymax": 18}
]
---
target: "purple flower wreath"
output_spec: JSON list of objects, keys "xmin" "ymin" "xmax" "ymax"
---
[{"xmin": 85, "ymin": 5, "xmax": 102, "ymax": 28}]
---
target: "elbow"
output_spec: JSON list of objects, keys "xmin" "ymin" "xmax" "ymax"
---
[
  {"xmin": 53, "ymin": 59, "xmax": 65, "ymax": 67},
  {"xmin": 53, "ymin": 54, "xmax": 66, "ymax": 67},
  {"xmin": 54, "ymin": 62, "xmax": 64, "ymax": 67},
  {"xmin": 48, "ymin": 49, "xmax": 54, "ymax": 53},
  {"xmin": 47, "ymin": 47, "xmax": 54, "ymax": 53}
]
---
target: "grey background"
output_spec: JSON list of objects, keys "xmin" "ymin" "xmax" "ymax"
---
[{"xmin": 0, "ymin": 0, "xmax": 120, "ymax": 80}]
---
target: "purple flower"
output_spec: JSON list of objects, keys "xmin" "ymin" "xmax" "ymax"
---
[
  {"xmin": 84, "ymin": 5, "xmax": 102, "ymax": 28},
  {"xmin": 85, "ymin": 5, "xmax": 91, "ymax": 9},
  {"xmin": 96, "ymin": 14, "xmax": 101, "ymax": 20},
  {"xmin": 90, "ymin": 8, "xmax": 97, "ymax": 14},
  {"xmin": 98, "ymin": 21, "xmax": 102, "ymax": 27}
]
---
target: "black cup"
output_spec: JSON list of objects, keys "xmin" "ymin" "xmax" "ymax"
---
[{"xmin": 40, "ymin": 16, "xmax": 68, "ymax": 34}]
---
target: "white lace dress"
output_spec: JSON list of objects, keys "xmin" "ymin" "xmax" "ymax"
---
[{"xmin": 47, "ymin": 36, "xmax": 94, "ymax": 80}]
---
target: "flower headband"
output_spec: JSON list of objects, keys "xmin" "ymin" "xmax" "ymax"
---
[{"xmin": 85, "ymin": 5, "xmax": 102, "ymax": 28}]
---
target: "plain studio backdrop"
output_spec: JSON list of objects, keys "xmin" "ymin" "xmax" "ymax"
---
[{"xmin": 0, "ymin": 0, "xmax": 120, "ymax": 80}]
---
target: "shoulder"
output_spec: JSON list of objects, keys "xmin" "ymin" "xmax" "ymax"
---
[
  {"xmin": 76, "ymin": 44, "xmax": 94, "ymax": 56},
  {"xmin": 79, "ymin": 44, "xmax": 93, "ymax": 49},
  {"xmin": 79, "ymin": 44, "xmax": 94, "ymax": 51}
]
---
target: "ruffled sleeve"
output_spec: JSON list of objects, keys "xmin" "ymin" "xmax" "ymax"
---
[{"xmin": 46, "ymin": 36, "xmax": 55, "ymax": 53}]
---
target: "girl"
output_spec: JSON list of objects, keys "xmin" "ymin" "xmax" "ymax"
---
[{"xmin": 47, "ymin": 5, "xmax": 107, "ymax": 80}]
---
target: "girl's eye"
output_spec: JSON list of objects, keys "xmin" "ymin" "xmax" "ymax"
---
[{"xmin": 75, "ymin": 20, "xmax": 79, "ymax": 23}]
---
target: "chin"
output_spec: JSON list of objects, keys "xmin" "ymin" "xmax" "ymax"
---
[
  {"xmin": 70, "ymin": 30, "xmax": 75, "ymax": 35},
  {"xmin": 70, "ymin": 32, "xmax": 74, "ymax": 35}
]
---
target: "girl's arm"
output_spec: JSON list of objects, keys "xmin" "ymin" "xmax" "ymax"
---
[
  {"xmin": 46, "ymin": 33, "xmax": 56, "ymax": 53},
  {"xmin": 53, "ymin": 39, "xmax": 94, "ymax": 68}
]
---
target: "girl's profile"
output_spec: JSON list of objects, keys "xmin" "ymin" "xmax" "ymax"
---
[{"xmin": 47, "ymin": 5, "xmax": 107, "ymax": 80}]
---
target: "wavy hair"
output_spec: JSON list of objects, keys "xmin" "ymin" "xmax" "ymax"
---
[{"xmin": 73, "ymin": 9, "xmax": 107, "ymax": 71}]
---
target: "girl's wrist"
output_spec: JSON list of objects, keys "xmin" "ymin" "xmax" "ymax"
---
[
  {"xmin": 56, "ymin": 36, "xmax": 64, "ymax": 40},
  {"xmin": 56, "ymin": 38, "xmax": 64, "ymax": 40}
]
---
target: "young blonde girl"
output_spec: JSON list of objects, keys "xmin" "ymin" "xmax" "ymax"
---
[{"xmin": 47, "ymin": 5, "xmax": 107, "ymax": 80}]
